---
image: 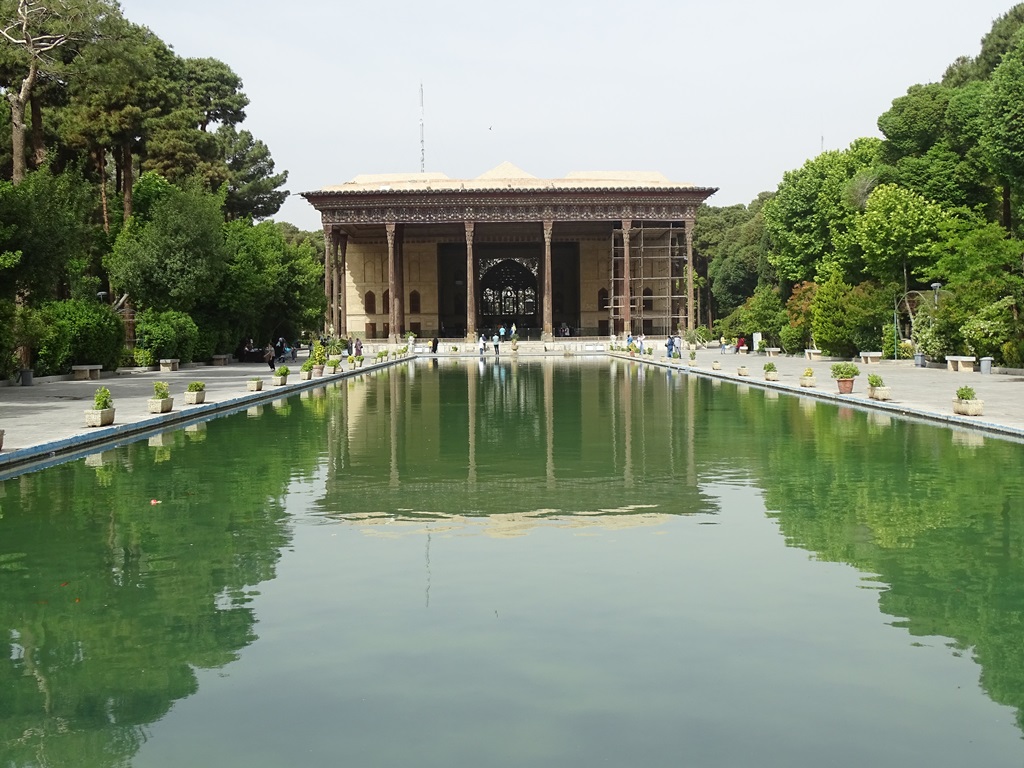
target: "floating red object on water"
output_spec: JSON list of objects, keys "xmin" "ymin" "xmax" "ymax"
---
[{"xmin": 150, "ymin": 499, "xmax": 161, "ymax": 505}]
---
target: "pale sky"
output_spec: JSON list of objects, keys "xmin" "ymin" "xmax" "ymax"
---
[{"xmin": 117, "ymin": 0, "xmax": 1018, "ymax": 232}]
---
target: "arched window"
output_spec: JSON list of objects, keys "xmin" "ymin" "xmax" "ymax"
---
[
  {"xmin": 383, "ymin": 290, "xmax": 390, "ymax": 315},
  {"xmin": 598, "ymin": 288, "xmax": 609, "ymax": 311},
  {"xmin": 642, "ymin": 288, "xmax": 653, "ymax": 312},
  {"xmin": 409, "ymin": 290, "xmax": 421, "ymax": 314},
  {"xmin": 364, "ymin": 291, "xmax": 376, "ymax": 315}
]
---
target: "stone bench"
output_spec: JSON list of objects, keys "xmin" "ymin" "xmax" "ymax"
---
[
  {"xmin": 946, "ymin": 355, "xmax": 977, "ymax": 372},
  {"xmin": 765, "ymin": 347, "xmax": 781, "ymax": 357},
  {"xmin": 71, "ymin": 364, "xmax": 102, "ymax": 380},
  {"xmin": 159, "ymin": 358, "xmax": 180, "ymax": 372},
  {"xmin": 805, "ymin": 349, "xmax": 822, "ymax": 361},
  {"xmin": 859, "ymin": 351, "xmax": 883, "ymax": 364},
  {"xmin": 211, "ymin": 354, "xmax": 231, "ymax": 366}
]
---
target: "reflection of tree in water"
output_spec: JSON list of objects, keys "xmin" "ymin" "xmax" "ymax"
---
[
  {"xmin": 0, "ymin": 403, "xmax": 316, "ymax": 766},
  {"xmin": 734, "ymin": 392, "xmax": 1024, "ymax": 733}
]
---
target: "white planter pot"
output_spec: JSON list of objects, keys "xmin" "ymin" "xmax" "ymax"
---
[
  {"xmin": 247, "ymin": 380, "xmax": 263, "ymax": 392},
  {"xmin": 800, "ymin": 376, "xmax": 816, "ymax": 388},
  {"xmin": 953, "ymin": 398, "xmax": 984, "ymax": 416},
  {"xmin": 272, "ymin": 375, "xmax": 288, "ymax": 386},
  {"xmin": 147, "ymin": 397, "xmax": 173, "ymax": 414},
  {"xmin": 737, "ymin": 367, "xmax": 749, "ymax": 376},
  {"xmin": 85, "ymin": 408, "xmax": 115, "ymax": 427},
  {"xmin": 871, "ymin": 386, "xmax": 891, "ymax": 401},
  {"xmin": 184, "ymin": 390, "xmax": 205, "ymax": 405},
  {"xmin": 764, "ymin": 371, "xmax": 779, "ymax": 381}
]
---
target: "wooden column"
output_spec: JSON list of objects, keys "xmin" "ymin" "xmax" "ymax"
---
[
  {"xmin": 684, "ymin": 219, "xmax": 695, "ymax": 332},
  {"xmin": 542, "ymin": 219, "xmax": 553, "ymax": 341},
  {"xmin": 621, "ymin": 219, "xmax": 633, "ymax": 335},
  {"xmin": 336, "ymin": 233, "xmax": 347, "ymax": 336},
  {"xmin": 465, "ymin": 221, "xmax": 477, "ymax": 340},
  {"xmin": 386, "ymin": 222, "xmax": 397, "ymax": 341},
  {"xmin": 396, "ymin": 224, "xmax": 406, "ymax": 336},
  {"xmin": 323, "ymin": 225, "xmax": 335, "ymax": 335}
]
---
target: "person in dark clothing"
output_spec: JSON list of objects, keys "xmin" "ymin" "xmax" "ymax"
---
[
  {"xmin": 431, "ymin": 336, "xmax": 439, "ymax": 353},
  {"xmin": 264, "ymin": 343, "xmax": 275, "ymax": 371}
]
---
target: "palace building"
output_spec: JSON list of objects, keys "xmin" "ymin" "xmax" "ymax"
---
[{"xmin": 301, "ymin": 162, "xmax": 716, "ymax": 341}]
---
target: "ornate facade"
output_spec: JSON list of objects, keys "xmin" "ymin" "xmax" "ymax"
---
[{"xmin": 301, "ymin": 163, "xmax": 716, "ymax": 341}]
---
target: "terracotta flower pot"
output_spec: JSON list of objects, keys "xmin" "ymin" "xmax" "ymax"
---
[{"xmin": 836, "ymin": 378, "xmax": 854, "ymax": 394}]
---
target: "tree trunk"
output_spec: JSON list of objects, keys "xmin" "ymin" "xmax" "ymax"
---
[
  {"xmin": 121, "ymin": 142, "xmax": 133, "ymax": 220},
  {"xmin": 30, "ymin": 93, "xmax": 45, "ymax": 170},
  {"xmin": 8, "ymin": 94, "xmax": 27, "ymax": 185},
  {"xmin": 97, "ymin": 147, "xmax": 109, "ymax": 233}
]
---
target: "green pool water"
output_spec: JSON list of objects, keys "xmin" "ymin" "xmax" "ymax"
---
[{"xmin": 2, "ymin": 358, "xmax": 1024, "ymax": 767}]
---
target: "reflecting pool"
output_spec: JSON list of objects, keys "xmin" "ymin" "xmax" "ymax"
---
[{"xmin": 2, "ymin": 358, "xmax": 1024, "ymax": 767}]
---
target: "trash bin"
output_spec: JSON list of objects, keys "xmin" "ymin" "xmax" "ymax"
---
[
  {"xmin": 913, "ymin": 352, "xmax": 926, "ymax": 368},
  {"xmin": 19, "ymin": 368, "xmax": 33, "ymax": 386},
  {"xmin": 980, "ymin": 356, "xmax": 993, "ymax": 375}
]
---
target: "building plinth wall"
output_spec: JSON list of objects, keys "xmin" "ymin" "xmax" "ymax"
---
[{"xmin": 302, "ymin": 164, "xmax": 716, "ymax": 341}]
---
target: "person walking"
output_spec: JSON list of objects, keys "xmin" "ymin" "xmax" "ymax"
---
[
  {"xmin": 479, "ymin": 334, "xmax": 486, "ymax": 355},
  {"xmin": 264, "ymin": 343, "xmax": 275, "ymax": 371},
  {"xmin": 492, "ymin": 332, "xmax": 500, "ymax": 356}
]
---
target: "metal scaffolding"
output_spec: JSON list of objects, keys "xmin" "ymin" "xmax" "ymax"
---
[{"xmin": 609, "ymin": 222, "xmax": 687, "ymax": 337}]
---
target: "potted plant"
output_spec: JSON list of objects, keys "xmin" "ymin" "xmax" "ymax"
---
[
  {"xmin": 867, "ymin": 373, "xmax": 891, "ymax": 401},
  {"xmin": 356, "ymin": 354, "xmax": 364, "ymax": 368},
  {"xmin": 510, "ymin": 333, "xmax": 519, "ymax": 352},
  {"xmin": 830, "ymin": 362, "xmax": 860, "ymax": 394},
  {"xmin": 326, "ymin": 337, "xmax": 344, "ymax": 362},
  {"xmin": 763, "ymin": 361, "xmax": 779, "ymax": 381},
  {"xmin": 711, "ymin": 360, "xmax": 722, "ymax": 371},
  {"xmin": 310, "ymin": 341, "xmax": 327, "ymax": 376},
  {"xmin": 300, "ymin": 358, "xmax": 314, "ymax": 380},
  {"xmin": 248, "ymin": 377, "xmax": 263, "ymax": 392},
  {"xmin": 800, "ymin": 367, "xmax": 816, "ymax": 387},
  {"xmin": 347, "ymin": 354, "xmax": 356, "ymax": 370},
  {"xmin": 450, "ymin": 345, "xmax": 459, "ymax": 353},
  {"xmin": 273, "ymin": 365, "xmax": 290, "ymax": 385},
  {"xmin": 688, "ymin": 349, "xmax": 696, "ymax": 364},
  {"xmin": 85, "ymin": 386, "xmax": 115, "ymax": 427},
  {"xmin": 184, "ymin": 381, "xmax": 206, "ymax": 405},
  {"xmin": 737, "ymin": 364, "xmax": 749, "ymax": 376},
  {"xmin": 148, "ymin": 381, "xmax": 174, "ymax": 413},
  {"xmin": 325, "ymin": 358, "xmax": 338, "ymax": 374},
  {"xmin": 954, "ymin": 385, "xmax": 983, "ymax": 416}
]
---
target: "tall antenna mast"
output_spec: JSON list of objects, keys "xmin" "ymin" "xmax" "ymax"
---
[{"xmin": 419, "ymin": 82, "xmax": 425, "ymax": 173}]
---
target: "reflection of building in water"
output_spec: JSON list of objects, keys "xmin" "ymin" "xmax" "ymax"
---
[{"xmin": 323, "ymin": 359, "xmax": 716, "ymax": 517}]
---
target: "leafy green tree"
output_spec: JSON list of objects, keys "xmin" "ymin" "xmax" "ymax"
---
[
  {"xmin": 217, "ymin": 125, "xmax": 288, "ymax": 220},
  {"xmin": 105, "ymin": 173, "xmax": 228, "ymax": 310},
  {"xmin": 925, "ymin": 211, "xmax": 1024, "ymax": 308},
  {"xmin": 183, "ymin": 56, "xmax": 248, "ymax": 131},
  {"xmin": 763, "ymin": 138, "xmax": 881, "ymax": 284},
  {"xmin": 855, "ymin": 183, "xmax": 946, "ymax": 291},
  {"xmin": 982, "ymin": 29, "xmax": 1024, "ymax": 230}
]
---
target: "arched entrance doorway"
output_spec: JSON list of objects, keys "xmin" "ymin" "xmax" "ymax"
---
[{"xmin": 480, "ymin": 258, "xmax": 537, "ymax": 334}]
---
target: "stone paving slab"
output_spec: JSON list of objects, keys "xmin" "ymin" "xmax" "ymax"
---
[{"xmin": 1, "ymin": 349, "xmax": 1022, "ymax": 477}]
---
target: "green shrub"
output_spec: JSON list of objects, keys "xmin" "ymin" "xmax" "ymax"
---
[
  {"xmin": 133, "ymin": 347, "xmax": 156, "ymax": 367},
  {"xmin": 1001, "ymin": 339, "xmax": 1024, "ymax": 368},
  {"xmin": 186, "ymin": 381, "xmax": 205, "ymax": 392},
  {"xmin": 93, "ymin": 386, "xmax": 113, "ymax": 410},
  {"xmin": 118, "ymin": 346, "xmax": 136, "ymax": 367},
  {"xmin": 301, "ymin": 358, "xmax": 314, "ymax": 372},
  {"xmin": 135, "ymin": 308, "xmax": 199, "ymax": 362},
  {"xmin": 779, "ymin": 323, "xmax": 807, "ymax": 354},
  {"xmin": 763, "ymin": 362, "xmax": 777, "ymax": 372},
  {"xmin": 881, "ymin": 323, "xmax": 914, "ymax": 360},
  {"xmin": 867, "ymin": 373, "xmax": 884, "ymax": 387},
  {"xmin": 275, "ymin": 365, "xmax": 290, "ymax": 377},
  {"xmin": 956, "ymin": 385, "xmax": 976, "ymax": 401},
  {"xmin": 34, "ymin": 300, "xmax": 124, "ymax": 376},
  {"xmin": 153, "ymin": 381, "xmax": 170, "ymax": 399}
]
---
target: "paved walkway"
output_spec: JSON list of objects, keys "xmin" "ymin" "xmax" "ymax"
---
[{"xmin": 1, "ymin": 347, "xmax": 1022, "ymax": 476}]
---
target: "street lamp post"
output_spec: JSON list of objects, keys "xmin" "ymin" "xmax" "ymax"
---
[{"xmin": 931, "ymin": 282, "xmax": 942, "ymax": 307}]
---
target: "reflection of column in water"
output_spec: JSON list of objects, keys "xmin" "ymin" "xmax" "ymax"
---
[
  {"xmin": 623, "ymin": 362, "xmax": 633, "ymax": 487},
  {"xmin": 687, "ymin": 375, "xmax": 697, "ymax": 486},
  {"xmin": 544, "ymin": 358, "xmax": 554, "ymax": 487},
  {"xmin": 389, "ymin": 366, "xmax": 399, "ymax": 488},
  {"xmin": 468, "ymin": 360, "xmax": 478, "ymax": 485}
]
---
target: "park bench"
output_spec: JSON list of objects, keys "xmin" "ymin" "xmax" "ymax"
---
[
  {"xmin": 859, "ymin": 351, "xmax": 883, "ymax": 364},
  {"xmin": 804, "ymin": 349, "xmax": 822, "ymax": 361},
  {"xmin": 159, "ymin": 358, "xmax": 180, "ymax": 372},
  {"xmin": 71, "ymin": 364, "xmax": 102, "ymax": 380},
  {"xmin": 211, "ymin": 354, "xmax": 231, "ymax": 366},
  {"xmin": 946, "ymin": 355, "xmax": 977, "ymax": 372},
  {"xmin": 765, "ymin": 347, "xmax": 781, "ymax": 357}
]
